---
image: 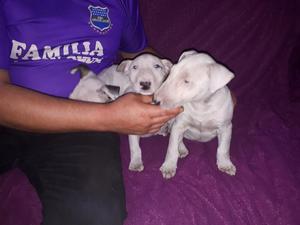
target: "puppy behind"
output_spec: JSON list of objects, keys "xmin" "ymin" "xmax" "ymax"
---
[{"xmin": 69, "ymin": 65, "xmax": 119, "ymax": 103}]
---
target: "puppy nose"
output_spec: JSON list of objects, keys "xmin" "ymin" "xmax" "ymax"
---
[{"xmin": 140, "ymin": 81, "xmax": 151, "ymax": 90}]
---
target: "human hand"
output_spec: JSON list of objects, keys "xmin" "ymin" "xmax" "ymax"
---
[{"xmin": 106, "ymin": 93, "xmax": 183, "ymax": 135}]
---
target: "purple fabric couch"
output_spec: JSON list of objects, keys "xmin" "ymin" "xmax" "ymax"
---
[{"xmin": 1, "ymin": 0, "xmax": 299, "ymax": 224}]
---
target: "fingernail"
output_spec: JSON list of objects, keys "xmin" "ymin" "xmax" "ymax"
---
[{"xmin": 180, "ymin": 106, "xmax": 184, "ymax": 112}]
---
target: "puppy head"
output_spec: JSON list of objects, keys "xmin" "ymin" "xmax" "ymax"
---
[
  {"xmin": 154, "ymin": 50, "xmax": 234, "ymax": 108},
  {"xmin": 117, "ymin": 54, "xmax": 172, "ymax": 95}
]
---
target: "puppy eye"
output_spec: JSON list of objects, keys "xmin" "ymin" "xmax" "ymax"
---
[
  {"xmin": 132, "ymin": 65, "xmax": 138, "ymax": 70},
  {"xmin": 154, "ymin": 64, "xmax": 162, "ymax": 69},
  {"xmin": 184, "ymin": 79, "xmax": 189, "ymax": 84}
]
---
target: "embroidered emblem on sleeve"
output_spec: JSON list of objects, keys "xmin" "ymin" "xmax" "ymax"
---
[{"xmin": 88, "ymin": 5, "xmax": 112, "ymax": 34}]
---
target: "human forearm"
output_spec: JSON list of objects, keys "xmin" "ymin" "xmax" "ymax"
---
[
  {"xmin": 0, "ymin": 82, "xmax": 112, "ymax": 133},
  {"xmin": 0, "ymin": 82, "xmax": 183, "ymax": 134}
]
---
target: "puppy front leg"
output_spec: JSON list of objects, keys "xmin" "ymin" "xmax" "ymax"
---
[
  {"xmin": 128, "ymin": 135, "xmax": 144, "ymax": 172},
  {"xmin": 216, "ymin": 123, "xmax": 236, "ymax": 175},
  {"xmin": 160, "ymin": 128, "xmax": 184, "ymax": 179}
]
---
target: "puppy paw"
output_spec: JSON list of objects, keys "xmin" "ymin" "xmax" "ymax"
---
[
  {"xmin": 160, "ymin": 162, "xmax": 177, "ymax": 179},
  {"xmin": 129, "ymin": 159, "xmax": 144, "ymax": 172},
  {"xmin": 217, "ymin": 160, "xmax": 236, "ymax": 176}
]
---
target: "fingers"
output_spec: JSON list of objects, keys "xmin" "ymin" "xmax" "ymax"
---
[
  {"xmin": 113, "ymin": 93, "xmax": 183, "ymax": 135},
  {"xmin": 151, "ymin": 114, "xmax": 175, "ymax": 125},
  {"xmin": 137, "ymin": 93, "xmax": 183, "ymax": 118},
  {"xmin": 146, "ymin": 115, "xmax": 174, "ymax": 134},
  {"xmin": 148, "ymin": 123, "xmax": 165, "ymax": 134},
  {"xmin": 150, "ymin": 106, "xmax": 183, "ymax": 118},
  {"xmin": 148, "ymin": 128, "xmax": 161, "ymax": 134},
  {"xmin": 147, "ymin": 106, "xmax": 184, "ymax": 134}
]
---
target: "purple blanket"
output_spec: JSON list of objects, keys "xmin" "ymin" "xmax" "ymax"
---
[
  {"xmin": 1, "ymin": 0, "xmax": 299, "ymax": 224},
  {"xmin": 125, "ymin": 0, "xmax": 300, "ymax": 224}
]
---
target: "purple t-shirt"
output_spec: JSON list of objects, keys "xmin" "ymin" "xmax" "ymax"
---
[{"xmin": 0, "ymin": 0, "xmax": 147, "ymax": 97}]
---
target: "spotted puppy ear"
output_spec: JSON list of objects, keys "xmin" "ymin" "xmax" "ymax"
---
[
  {"xmin": 116, "ymin": 60, "xmax": 132, "ymax": 73},
  {"xmin": 102, "ymin": 85, "xmax": 120, "ymax": 100},
  {"xmin": 70, "ymin": 64, "xmax": 94, "ymax": 78},
  {"xmin": 209, "ymin": 63, "xmax": 234, "ymax": 93},
  {"xmin": 178, "ymin": 50, "xmax": 198, "ymax": 62}
]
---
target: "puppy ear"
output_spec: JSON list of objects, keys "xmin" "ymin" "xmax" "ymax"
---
[
  {"xmin": 161, "ymin": 59, "xmax": 173, "ymax": 74},
  {"xmin": 179, "ymin": 50, "xmax": 198, "ymax": 62},
  {"xmin": 116, "ymin": 60, "xmax": 131, "ymax": 73},
  {"xmin": 209, "ymin": 63, "xmax": 234, "ymax": 93}
]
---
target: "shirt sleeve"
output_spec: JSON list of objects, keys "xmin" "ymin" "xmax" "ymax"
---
[
  {"xmin": 0, "ymin": 5, "xmax": 10, "ymax": 70},
  {"xmin": 119, "ymin": 0, "xmax": 148, "ymax": 53}
]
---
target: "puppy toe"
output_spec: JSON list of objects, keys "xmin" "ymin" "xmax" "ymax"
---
[
  {"xmin": 160, "ymin": 163, "xmax": 177, "ymax": 179},
  {"xmin": 217, "ymin": 161, "xmax": 236, "ymax": 176},
  {"xmin": 129, "ymin": 160, "xmax": 144, "ymax": 172}
]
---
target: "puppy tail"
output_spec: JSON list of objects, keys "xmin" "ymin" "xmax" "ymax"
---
[{"xmin": 70, "ymin": 64, "xmax": 91, "ymax": 78}]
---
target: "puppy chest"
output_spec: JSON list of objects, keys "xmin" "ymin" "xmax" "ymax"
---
[
  {"xmin": 189, "ymin": 117, "xmax": 219, "ymax": 131},
  {"xmin": 183, "ymin": 120, "xmax": 218, "ymax": 142}
]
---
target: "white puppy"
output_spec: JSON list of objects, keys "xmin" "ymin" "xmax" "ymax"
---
[
  {"xmin": 154, "ymin": 50, "xmax": 236, "ymax": 179},
  {"xmin": 116, "ymin": 54, "xmax": 173, "ymax": 172}
]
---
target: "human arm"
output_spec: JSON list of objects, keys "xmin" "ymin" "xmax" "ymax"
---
[{"xmin": 0, "ymin": 69, "xmax": 182, "ymax": 134}]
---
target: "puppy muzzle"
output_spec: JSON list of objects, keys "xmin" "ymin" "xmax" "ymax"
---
[{"xmin": 140, "ymin": 81, "xmax": 151, "ymax": 90}]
